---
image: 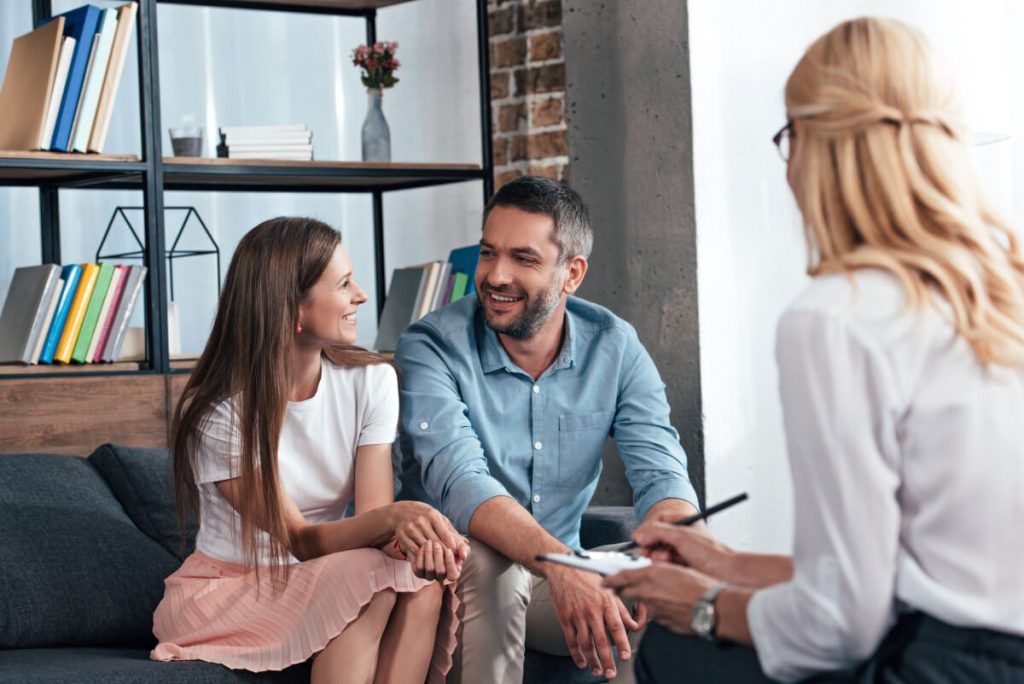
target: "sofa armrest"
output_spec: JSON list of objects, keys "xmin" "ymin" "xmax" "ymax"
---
[{"xmin": 580, "ymin": 506, "xmax": 637, "ymax": 549}]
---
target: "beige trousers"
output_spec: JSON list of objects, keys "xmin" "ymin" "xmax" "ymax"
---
[{"xmin": 448, "ymin": 539, "xmax": 641, "ymax": 684}]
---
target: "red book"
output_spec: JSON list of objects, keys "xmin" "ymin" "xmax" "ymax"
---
[{"xmin": 90, "ymin": 264, "xmax": 129, "ymax": 362}]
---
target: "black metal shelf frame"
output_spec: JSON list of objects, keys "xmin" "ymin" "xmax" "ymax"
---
[{"xmin": 11, "ymin": 0, "xmax": 494, "ymax": 377}]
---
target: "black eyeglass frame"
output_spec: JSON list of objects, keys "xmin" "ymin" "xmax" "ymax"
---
[{"xmin": 772, "ymin": 120, "xmax": 794, "ymax": 161}]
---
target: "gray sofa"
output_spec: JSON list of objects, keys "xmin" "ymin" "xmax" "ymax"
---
[{"xmin": 0, "ymin": 446, "xmax": 634, "ymax": 683}]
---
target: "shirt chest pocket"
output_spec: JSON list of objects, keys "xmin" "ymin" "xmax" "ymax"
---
[{"xmin": 557, "ymin": 411, "xmax": 612, "ymax": 489}]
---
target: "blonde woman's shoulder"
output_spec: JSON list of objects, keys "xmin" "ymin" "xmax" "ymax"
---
[{"xmin": 788, "ymin": 268, "xmax": 909, "ymax": 321}]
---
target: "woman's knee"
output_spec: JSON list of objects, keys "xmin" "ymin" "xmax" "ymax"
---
[{"xmin": 399, "ymin": 581, "xmax": 444, "ymax": 616}]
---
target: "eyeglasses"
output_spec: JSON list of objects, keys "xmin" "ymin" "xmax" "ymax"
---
[{"xmin": 772, "ymin": 120, "xmax": 794, "ymax": 161}]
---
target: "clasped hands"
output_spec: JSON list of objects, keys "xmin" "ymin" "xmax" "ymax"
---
[
  {"xmin": 602, "ymin": 521, "xmax": 734, "ymax": 636},
  {"xmin": 384, "ymin": 501, "xmax": 469, "ymax": 583}
]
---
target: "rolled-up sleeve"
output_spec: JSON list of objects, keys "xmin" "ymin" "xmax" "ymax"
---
[
  {"xmin": 395, "ymin": 321, "xmax": 511, "ymax": 533},
  {"xmin": 748, "ymin": 309, "xmax": 901, "ymax": 682},
  {"xmin": 614, "ymin": 327, "xmax": 699, "ymax": 520}
]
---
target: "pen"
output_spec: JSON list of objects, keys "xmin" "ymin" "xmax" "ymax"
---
[{"xmin": 615, "ymin": 492, "xmax": 748, "ymax": 553}]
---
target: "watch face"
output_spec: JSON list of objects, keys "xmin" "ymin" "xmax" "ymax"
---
[{"xmin": 692, "ymin": 602, "xmax": 715, "ymax": 636}]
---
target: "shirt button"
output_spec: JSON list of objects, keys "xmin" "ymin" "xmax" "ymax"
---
[
  {"xmin": 533, "ymin": 494, "xmax": 541, "ymax": 503},
  {"xmin": 419, "ymin": 421, "xmax": 429, "ymax": 430},
  {"xmin": 534, "ymin": 441, "xmax": 542, "ymax": 450},
  {"xmin": 532, "ymin": 385, "xmax": 540, "ymax": 394}
]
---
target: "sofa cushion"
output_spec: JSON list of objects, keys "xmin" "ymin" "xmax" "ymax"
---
[
  {"xmin": 0, "ymin": 647, "xmax": 310, "ymax": 683},
  {"xmin": 88, "ymin": 444, "xmax": 196, "ymax": 559},
  {"xmin": 0, "ymin": 454, "xmax": 180, "ymax": 649}
]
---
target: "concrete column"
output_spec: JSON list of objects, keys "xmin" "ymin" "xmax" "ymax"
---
[{"xmin": 562, "ymin": 1, "xmax": 704, "ymax": 506}]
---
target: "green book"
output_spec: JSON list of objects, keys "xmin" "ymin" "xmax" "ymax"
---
[
  {"xmin": 71, "ymin": 262, "xmax": 114, "ymax": 363},
  {"xmin": 449, "ymin": 272, "xmax": 469, "ymax": 302}
]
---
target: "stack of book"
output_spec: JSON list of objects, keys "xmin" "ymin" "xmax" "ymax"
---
[
  {"xmin": 374, "ymin": 244, "xmax": 480, "ymax": 352},
  {"xmin": 0, "ymin": 3, "xmax": 137, "ymax": 153},
  {"xmin": 0, "ymin": 263, "xmax": 147, "ymax": 365},
  {"xmin": 216, "ymin": 124, "xmax": 314, "ymax": 161}
]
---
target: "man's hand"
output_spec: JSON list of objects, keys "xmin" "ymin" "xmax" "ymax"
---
[{"xmin": 546, "ymin": 564, "xmax": 642, "ymax": 679}]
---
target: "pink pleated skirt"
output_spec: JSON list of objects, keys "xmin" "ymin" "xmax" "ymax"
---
[{"xmin": 151, "ymin": 548, "xmax": 458, "ymax": 682}]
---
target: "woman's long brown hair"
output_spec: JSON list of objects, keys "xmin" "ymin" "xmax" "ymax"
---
[{"xmin": 172, "ymin": 217, "xmax": 384, "ymax": 585}]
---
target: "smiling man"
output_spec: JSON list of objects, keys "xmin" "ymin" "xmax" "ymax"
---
[{"xmin": 395, "ymin": 176, "xmax": 699, "ymax": 683}]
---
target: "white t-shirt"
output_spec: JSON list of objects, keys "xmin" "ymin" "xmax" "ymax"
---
[
  {"xmin": 193, "ymin": 360, "xmax": 399, "ymax": 566},
  {"xmin": 748, "ymin": 268, "xmax": 1024, "ymax": 682}
]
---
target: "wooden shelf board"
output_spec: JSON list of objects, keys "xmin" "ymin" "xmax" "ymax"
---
[
  {"xmin": 0, "ymin": 361, "xmax": 144, "ymax": 376},
  {"xmin": 162, "ymin": 157, "xmax": 485, "ymax": 190},
  {"xmin": 160, "ymin": 0, "xmax": 413, "ymax": 11},
  {"xmin": 0, "ymin": 151, "xmax": 144, "ymax": 184}
]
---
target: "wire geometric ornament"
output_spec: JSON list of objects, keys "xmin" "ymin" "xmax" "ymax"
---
[{"xmin": 95, "ymin": 206, "xmax": 221, "ymax": 301}]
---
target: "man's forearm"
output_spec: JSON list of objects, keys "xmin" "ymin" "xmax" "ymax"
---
[
  {"xmin": 644, "ymin": 497, "xmax": 700, "ymax": 523},
  {"xmin": 468, "ymin": 495, "xmax": 570, "ymax": 575}
]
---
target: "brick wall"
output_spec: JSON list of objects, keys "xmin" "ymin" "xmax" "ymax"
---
[{"xmin": 488, "ymin": 0, "xmax": 568, "ymax": 188}]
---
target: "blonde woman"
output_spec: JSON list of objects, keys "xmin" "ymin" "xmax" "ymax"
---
[
  {"xmin": 151, "ymin": 217, "xmax": 468, "ymax": 683},
  {"xmin": 606, "ymin": 17, "xmax": 1024, "ymax": 683}
]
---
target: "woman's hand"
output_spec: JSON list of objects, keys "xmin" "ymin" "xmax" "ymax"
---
[
  {"xmin": 409, "ymin": 539, "xmax": 464, "ymax": 582},
  {"xmin": 603, "ymin": 563, "xmax": 716, "ymax": 635},
  {"xmin": 632, "ymin": 521, "xmax": 735, "ymax": 578},
  {"xmin": 386, "ymin": 501, "xmax": 469, "ymax": 577}
]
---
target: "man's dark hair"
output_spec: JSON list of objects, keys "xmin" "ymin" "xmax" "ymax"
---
[{"xmin": 482, "ymin": 175, "xmax": 593, "ymax": 261}]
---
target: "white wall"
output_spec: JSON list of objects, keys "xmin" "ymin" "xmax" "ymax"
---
[
  {"xmin": 690, "ymin": 0, "xmax": 1024, "ymax": 552},
  {"xmin": 0, "ymin": 0, "xmax": 484, "ymax": 353}
]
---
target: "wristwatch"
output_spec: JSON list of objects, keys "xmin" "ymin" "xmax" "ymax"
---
[{"xmin": 691, "ymin": 581, "xmax": 730, "ymax": 641}]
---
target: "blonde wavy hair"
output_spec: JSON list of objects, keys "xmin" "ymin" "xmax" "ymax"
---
[{"xmin": 785, "ymin": 17, "xmax": 1024, "ymax": 366}]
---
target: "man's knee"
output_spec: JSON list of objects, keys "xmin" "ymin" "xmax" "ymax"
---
[{"xmin": 459, "ymin": 539, "xmax": 532, "ymax": 610}]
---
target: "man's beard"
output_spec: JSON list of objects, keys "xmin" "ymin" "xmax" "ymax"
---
[{"xmin": 479, "ymin": 274, "xmax": 563, "ymax": 340}]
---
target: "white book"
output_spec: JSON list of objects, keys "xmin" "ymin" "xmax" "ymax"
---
[
  {"xmin": 87, "ymin": 2, "xmax": 138, "ymax": 153},
  {"xmin": 223, "ymin": 133, "xmax": 312, "ymax": 145},
  {"xmin": 30, "ymin": 277, "xmax": 63, "ymax": 364},
  {"xmin": 219, "ymin": 124, "xmax": 307, "ymax": 136},
  {"xmin": 226, "ymin": 143, "xmax": 313, "ymax": 153},
  {"xmin": 39, "ymin": 36, "xmax": 76, "ymax": 150},
  {"xmin": 67, "ymin": 35, "xmax": 99, "ymax": 152},
  {"xmin": 227, "ymin": 152, "xmax": 313, "ymax": 160},
  {"xmin": 85, "ymin": 265, "xmax": 123, "ymax": 362},
  {"xmin": 71, "ymin": 8, "xmax": 119, "ymax": 153}
]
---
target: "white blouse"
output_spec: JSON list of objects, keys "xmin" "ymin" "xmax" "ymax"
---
[{"xmin": 747, "ymin": 268, "xmax": 1024, "ymax": 682}]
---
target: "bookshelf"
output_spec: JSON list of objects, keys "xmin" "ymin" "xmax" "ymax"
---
[{"xmin": 0, "ymin": 0, "xmax": 494, "ymax": 452}]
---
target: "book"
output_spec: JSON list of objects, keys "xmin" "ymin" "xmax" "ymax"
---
[
  {"xmin": 429, "ymin": 262, "xmax": 452, "ymax": 312},
  {"xmin": 0, "ymin": 18, "xmax": 65, "ymax": 151},
  {"xmin": 86, "ymin": 264, "xmax": 125, "ymax": 363},
  {"xmin": 71, "ymin": 262, "xmax": 114, "ymax": 363},
  {"xmin": 40, "ymin": 36, "xmax": 76, "ymax": 150},
  {"xmin": 39, "ymin": 264, "xmax": 82, "ymax": 364},
  {"xmin": 447, "ymin": 244, "xmax": 481, "ymax": 295},
  {"xmin": 0, "ymin": 265, "xmax": 62, "ymax": 364},
  {"xmin": 87, "ymin": 2, "xmax": 137, "ymax": 153},
  {"xmin": 415, "ymin": 261, "xmax": 443, "ymax": 321},
  {"xmin": 439, "ymin": 272, "xmax": 455, "ymax": 308},
  {"xmin": 449, "ymin": 272, "xmax": 469, "ymax": 302},
  {"xmin": 373, "ymin": 267, "xmax": 429, "ymax": 353},
  {"xmin": 220, "ymin": 124, "xmax": 307, "ymax": 136},
  {"xmin": 223, "ymin": 151, "xmax": 313, "ymax": 160},
  {"xmin": 46, "ymin": 4, "xmax": 103, "ymax": 151},
  {"xmin": 67, "ymin": 34, "xmax": 99, "ymax": 153},
  {"xmin": 70, "ymin": 7, "xmax": 118, "ymax": 153},
  {"xmin": 225, "ymin": 143, "xmax": 314, "ymax": 154},
  {"xmin": 30, "ymin": 277, "xmax": 63, "ymax": 364},
  {"xmin": 54, "ymin": 263, "xmax": 99, "ymax": 363},
  {"xmin": 101, "ymin": 265, "xmax": 146, "ymax": 362}
]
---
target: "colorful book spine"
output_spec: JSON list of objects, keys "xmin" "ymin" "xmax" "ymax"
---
[
  {"xmin": 47, "ymin": 4, "xmax": 102, "ymax": 151},
  {"xmin": 71, "ymin": 262, "xmax": 114, "ymax": 363},
  {"xmin": 70, "ymin": 7, "xmax": 117, "ymax": 152},
  {"xmin": 39, "ymin": 264, "xmax": 82, "ymax": 364},
  {"xmin": 88, "ymin": 264, "xmax": 126, "ymax": 363},
  {"xmin": 54, "ymin": 263, "xmax": 98, "ymax": 364},
  {"xmin": 31, "ymin": 278, "xmax": 63, "ymax": 364},
  {"xmin": 450, "ymin": 272, "xmax": 469, "ymax": 302},
  {"xmin": 102, "ymin": 265, "xmax": 146, "ymax": 362}
]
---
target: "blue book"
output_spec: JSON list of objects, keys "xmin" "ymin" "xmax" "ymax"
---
[
  {"xmin": 39, "ymin": 264, "xmax": 82, "ymax": 364},
  {"xmin": 44, "ymin": 5, "xmax": 102, "ymax": 151},
  {"xmin": 447, "ymin": 244, "xmax": 481, "ymax": 295}
]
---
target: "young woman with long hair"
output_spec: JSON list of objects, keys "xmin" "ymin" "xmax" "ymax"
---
[
  {"xmin": 150, "ymin": 217, "xmax": 469, "ymax": 683},
  {"xmin": 606, "ymin": 17, "xmax": 1024, "ymax": 683}
]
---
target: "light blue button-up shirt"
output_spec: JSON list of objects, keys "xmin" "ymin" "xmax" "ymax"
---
[{"xmin": 395, "ymin": 294, "xmax": 698, "ymax": 550}]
